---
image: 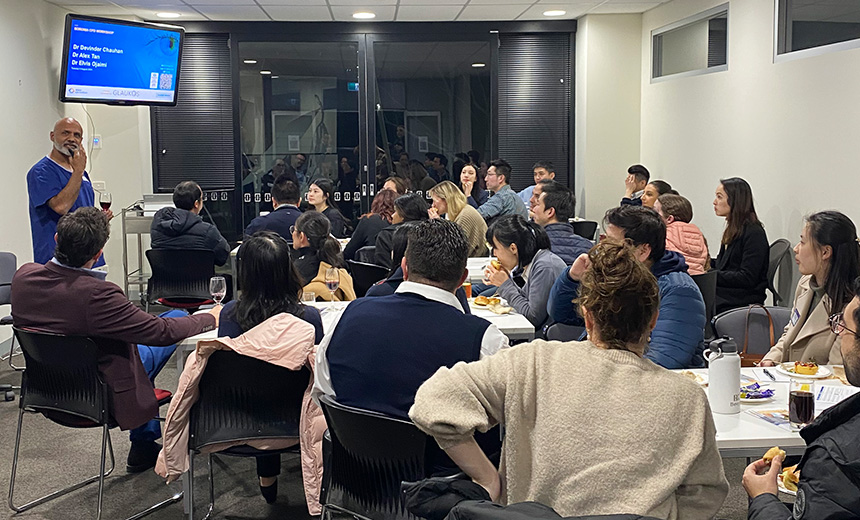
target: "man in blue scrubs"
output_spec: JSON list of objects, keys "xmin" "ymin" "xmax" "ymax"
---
[{"xmin": 27, "ymin": 118, "xmax": 110, "ymax": 265}]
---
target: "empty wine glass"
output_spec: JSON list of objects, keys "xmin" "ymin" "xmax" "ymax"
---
[
  {"xmin": 324, "ymin": 267, "xmax": 340, "ymax": 301},
  {"xmin": 209, "ymin": 276, "xmax": 227, "ymax": 305}
]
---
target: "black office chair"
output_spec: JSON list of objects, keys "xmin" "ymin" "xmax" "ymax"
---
[
  {"xmin": 543, "ymin": 322, "xmax": 587, "ymax": 342},
  {"xmin": 767, "ymin": 239, "xmax": 792, "ymax": 307},
  {"xmin": 571, "ymin": 220, "xmax": 598, "ymax": 241},
  {"xmin": 355, "ymin": 246, "xmax": 377, "ymax": 264},
  {"xmin": 346, "ymin": 260, "xmax": 389, "ymax": 298},
  {"xmin": 691, "ymin": 270, "xmax": 718, "ymax": 339},
  {"xmin": 187, "ymin": 350, "xmax": 310, "ymax": 520},
  {"xmin": 318, "ymin": 394, "xmax": 439, "ymax": 520},
  {"xmin": 711, "ymin": 305, "xmax": 792, "ymax": 358},
  {"xmin": 0, "ymin": 252, "xmax": 22, "ymax": 371},
  {"xmin": 145, "ymin": 249, "xmax": 215, "ymax": 312},
  {"xmin": 9, "ymin": 327, "xmax": 178, "ymax": 520}
]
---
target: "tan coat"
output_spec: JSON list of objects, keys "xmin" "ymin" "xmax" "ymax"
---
[
  {"xmin": 763, "ymin": 275, "xmax": 843, "ymax": 365},
  {"xmin": 304, "ymin": 261, "xmax": 356, "ymax": 302},
  {"xmin": 454, "ymin": 204, "xmax": 489, "ymax": 257},
  {"xmin": 154, "ymin": 313, "xmax": 327, "ymax": 515}
]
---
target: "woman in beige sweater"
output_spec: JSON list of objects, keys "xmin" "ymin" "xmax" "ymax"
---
[
  {"xmin": 428, "ymin": 181, "xmax": 488, "ymax": 257},
  {"xmin": 410, "ymin": 239, "xmax": 728, "ymax": 519}
]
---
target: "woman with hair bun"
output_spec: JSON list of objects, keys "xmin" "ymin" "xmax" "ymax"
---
[
  {"xmin": 292, "ymin": 211, "xmax": 355, "ymax": 301},
  {"xmin": 410, "ymin": 239, "xmax": 729, "ymax": 518},
  {"xmin": 483, "ymin": 214, "xmax": 566, "ymax": 328},
  {"xmin": 760, "ymin": 211, "xmax": 860, "ymax": 365}
]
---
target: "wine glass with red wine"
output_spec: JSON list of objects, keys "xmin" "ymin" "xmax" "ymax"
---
[
  {"xmin": 324, "ymin": 267, "xmax": 340, "ymax": 301},
  {"xmin": 99, "ymin": 191, "xmax": 112, "ymax": 211}
]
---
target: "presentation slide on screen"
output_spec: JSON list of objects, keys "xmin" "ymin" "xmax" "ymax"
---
[{"xmin": 64, "ymin": 19, "xmax": 181, "ymax": 102}]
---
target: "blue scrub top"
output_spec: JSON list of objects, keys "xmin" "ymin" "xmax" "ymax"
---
[{"xmin": 27, "ymin": 156, "xmax": 105, "ymax": 266}]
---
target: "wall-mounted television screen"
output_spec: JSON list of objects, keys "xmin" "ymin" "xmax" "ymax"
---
[{"xmin": 59, "ymin": 14, "xmax": 184, "ymax": 106}]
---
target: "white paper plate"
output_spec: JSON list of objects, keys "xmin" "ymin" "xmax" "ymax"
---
[
  {"xmin": 778, "ymin": 475, "xmax": 798, "ymax": 496},
  {"xmin": 775, "ymin": 363, "xmax": 832, "ymax": 379},
  {"xmin": 740, "ymin": 394, "xmax": 775, "ymax": 404},
  {"xmin": 680, "ymin": 371, "xmax": 708, "ymax": 386}
]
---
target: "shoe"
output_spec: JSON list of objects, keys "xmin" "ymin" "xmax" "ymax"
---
[
  {"xmin": 259, "ymin": 480, "xmax": 278, "ymax": 504},
  {"xmin": 127, "ymin": 441, "xmax": 162, "ymax": 473}
]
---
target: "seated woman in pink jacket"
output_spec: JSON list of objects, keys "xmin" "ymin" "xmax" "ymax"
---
[{"xmin": 654, "ymin": 194, "xmax": 710, "ymax": 275}]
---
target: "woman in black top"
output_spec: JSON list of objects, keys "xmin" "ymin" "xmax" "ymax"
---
[
  {"xmin": 343, "ymin": 189, "xmax": 396, "ymax": 261},
  {"xmin": 307, "ymin": 178, "xmax": 347, "ymax": 238},
  {"xmin": 373, "ymin": 193, "xmax": 429, "ymax": 268},
  {"xmin": 713, "ymin": 177, "xmax": 769, "ymax": 313},
  {"xmin": 217, "ymin": 231, "xmax": 323, "ymax": 503},
  {"xmin": 291, "ymin": 211, "xmax": 345, "ymax": 285}
]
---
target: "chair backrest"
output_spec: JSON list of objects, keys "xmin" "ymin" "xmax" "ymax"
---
[
  {"xmin": 145, "ymin": 249, "xmax": 215, "ymax": 303},
  {"xmin": 346, "ymin": 260, "xmax": 389, "ymax": 298},
  {"xmin": 189, "ymin": 350, "xmax": 310, "ymax": 451},
  {"xmin": 0, "ymin": 252, "xmax": 17, "ymax": 306},
  {"xmin": 691, "ymin": 270, "xmax": 718, "ymax": 329},
  {"xmin": 767, "ymin": 239, "xmax": 792, "ymax": 306},
  {"xmin": 318, "ymin": 394, "xmax": 430, "ymax": 520},
  {"xmin": 355, "ymin": 246, "xmax": 377, "ymax": 264},
  {"xmin": 711, "ymin": 306, "xmax": 792, "ymax": 356},
  {"xmin": 571, "ymin": 220, "xmax": 598, "ymax": 241},
  {"xmin": 544, "ymin": 323, "xmax": 586, "ymax": 342},
  {"xmin": 13, "ymin": 327, "xmax": 108, "ymax": 424}
]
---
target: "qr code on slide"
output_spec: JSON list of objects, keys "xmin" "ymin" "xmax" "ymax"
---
[{"xmin": 159, "ymin": 74, "xmax": 173, "ymax": 90}]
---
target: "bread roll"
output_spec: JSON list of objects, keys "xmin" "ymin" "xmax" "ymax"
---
[{"xmin": 763, "ymin": 446, "xmax": 786, "ymax": 463}]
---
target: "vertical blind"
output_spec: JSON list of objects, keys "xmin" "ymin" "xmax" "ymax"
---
[
  {"xmin": 498, "ymin": 33, "xmax": 572, "ymax": 190},
  {"xmin": 152, "ymin": 34, "xmax": 234, "ymax": 191}
]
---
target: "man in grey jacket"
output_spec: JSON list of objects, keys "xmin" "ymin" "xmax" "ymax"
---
[{"xmin": 477, "ymin": 159, "xmax": 528, "ymax": 222}]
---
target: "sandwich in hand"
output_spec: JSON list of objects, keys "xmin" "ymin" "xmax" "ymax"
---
[
  {"xmin": 781, "ymin": 465, "xmax": 800, "ymax": 492},
  {"xmin": 763, "ymin": 446, "xmax": 786, "ymax": 464}
]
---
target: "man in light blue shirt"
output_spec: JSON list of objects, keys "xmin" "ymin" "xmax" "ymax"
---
[
  {"xmin": 518, "ymin": 160, "xmax": 556, "ymax": 206},
  {"xmin": 477, "ymin": 159, "xmax": 529, "ymax": 221}
]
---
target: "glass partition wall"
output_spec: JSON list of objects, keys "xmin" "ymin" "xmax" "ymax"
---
[{"xmin": 236, "ymin": 34, "xmax": 495, "ymax": 230}]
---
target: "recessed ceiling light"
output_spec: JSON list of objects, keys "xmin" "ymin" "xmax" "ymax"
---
[
  {"xmin": 260, "ymin": 70, "xmax": 272, "ymax": 75},
  {"xmin": 353, "ymin": 12, "xmax": 376, "ymax": 19},
  {"xmin": 243, "ymin": 59, "xmax": 257, "ymax": 64},
  {"xmin": 472, "ymin": 63, "xmax": 486, "ymax": 68},
  {"xmin": 156, "ymin": 12, "xmax": 181, "ymax": 18},
  {"xmin": 543, "ymin": 10, "xmax": 566, "ymax": 17}
]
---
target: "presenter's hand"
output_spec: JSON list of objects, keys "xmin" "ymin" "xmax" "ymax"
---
[{"xmin": 70, "ymin": 146, "xmax": 87, "ymax": 175}]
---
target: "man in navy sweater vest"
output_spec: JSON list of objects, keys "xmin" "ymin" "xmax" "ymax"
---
[{"xmin": 313, "ymin": 219, "xmax": 509, "ymax": 419}]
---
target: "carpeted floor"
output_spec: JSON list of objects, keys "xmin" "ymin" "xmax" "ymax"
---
[{"xmin": 0, "ymin": 352, "xmax": 776, "ymax": 520}]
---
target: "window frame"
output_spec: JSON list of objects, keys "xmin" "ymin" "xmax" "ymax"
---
[
  {"xmin": 774, "ymin": 0, "xmax": 860, "ymax": 64},
  {"xmin": 650, "ymin": 3, "xmax": 730, "ymax": 83}
]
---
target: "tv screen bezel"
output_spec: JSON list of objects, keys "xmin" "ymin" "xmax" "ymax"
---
[{"xmin": 59, "ymin": 14, "xmax": 185, "ymax": 107}]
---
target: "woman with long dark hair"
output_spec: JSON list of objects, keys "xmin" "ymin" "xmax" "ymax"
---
[
  {"xmin": 217, "ymin": 231, "xmax": 324, "ymax": 504},
  {"xmin": 759, "ymin": 211, "xmax": 860, "ymax": 365},
  {"xmin": 483, "ymin": 214, "xmax": 566, "ymax": 328},
  {"xmin": 373, "ymin": 193, "xmax": 429, "ymax": 269},
  {"xmin": 292, "ymin": 211, "xmax": 355, "ymax": 301},
  {"xmin": 343, "ymin": 189, "xmax": 396, "ymax": 261},
  {"xmin": 713, "ymin": 177, "xmax": 769, "ymax": 313},
  {"xmin": 461, "ymin": 163, "xmax": 488, "ymax": 208},
  {"xmin": 308, "ymin": 178, "xmax": 348, "ymax": 238}
]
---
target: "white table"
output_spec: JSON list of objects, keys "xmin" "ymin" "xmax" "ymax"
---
[
  {"xmin": 682, "ymin": 366, "xmax": 852, "ymax": 457},
  {"xmin": 176, "ymin": 300, "xmax": 535, "ymax": 372}
]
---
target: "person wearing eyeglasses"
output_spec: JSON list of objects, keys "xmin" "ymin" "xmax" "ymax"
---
[
  {"xmin": 759, "ymin": 211, "xmax": 860, "ymax": 367},
  {"xmin": 743, "ymin": 276, "xmax": 860, "ymax": 519},
  {"xmin": 476, "ymin": 159, "xmax": 528, "ymax": 222}
]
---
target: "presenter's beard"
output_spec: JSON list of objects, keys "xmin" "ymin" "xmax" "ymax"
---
[{"xmin": 53, "ymin": 142, "xmax": 76, "ymax": 156}]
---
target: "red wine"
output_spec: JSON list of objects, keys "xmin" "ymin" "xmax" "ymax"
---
[
  {"xmin": 789, "ymin": 390, "xmax": 814, "ymax": 425},
  {"xmin": 325, "ymin": 280, "xmax": 339, "ymax": 292},
  {"xmin": 100, "ymin": 201, "xmax": 112, "ymax": 210}
]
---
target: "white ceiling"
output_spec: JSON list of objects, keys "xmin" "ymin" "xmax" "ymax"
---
[{"xmin": 44, "ymin": 0, "xmax": 673, "ymax": 22}]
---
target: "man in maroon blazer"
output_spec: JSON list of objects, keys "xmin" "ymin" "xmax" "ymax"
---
[{"xmin": 11, "ymin": 207, "xmax": 220, "ymax": 472}]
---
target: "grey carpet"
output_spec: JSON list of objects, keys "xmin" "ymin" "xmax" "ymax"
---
[{"xmin": 0, "ymin": 352, "xmax": 775, "ymax": 519}]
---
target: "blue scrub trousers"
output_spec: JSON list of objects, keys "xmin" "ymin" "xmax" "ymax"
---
[{"xmin": 128, "ymin": 309, "xmax": 185, "ymax": 443}]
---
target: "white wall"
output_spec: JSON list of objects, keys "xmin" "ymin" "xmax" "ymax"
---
[
  {"xmin": 575, "ymin": 14, "xmax": 643, "ymax": 221},
  {"xmin": 640, "ymin": 0, "xmax": 860, "ymax": 256}
]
